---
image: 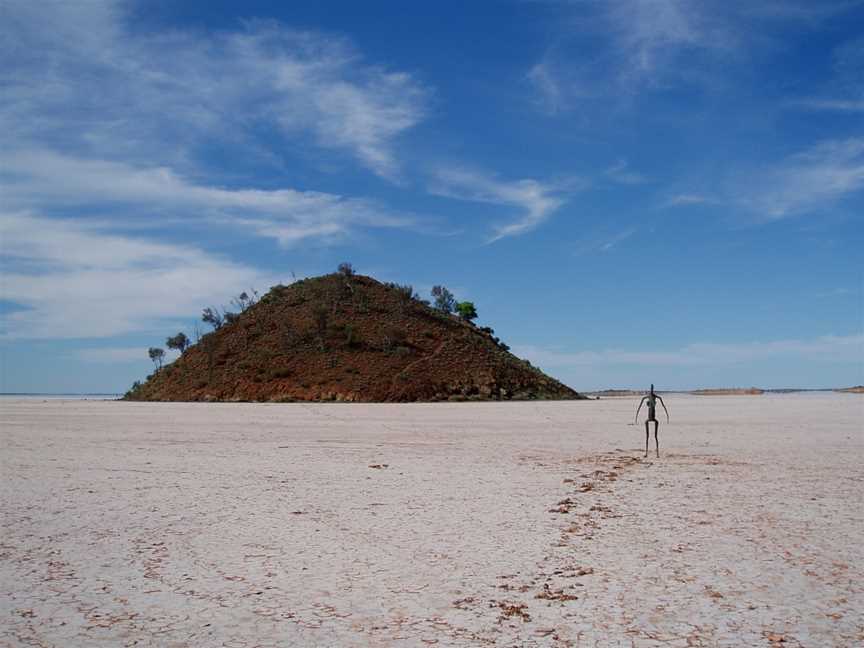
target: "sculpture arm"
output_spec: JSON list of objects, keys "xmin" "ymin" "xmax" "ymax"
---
[
  {"xmin": 634, "ymin": 397, "xmax": 646, "ymax": 423},
  {"xmin": 657, "ymin": 395, "xmax": 670, "ymax": 422}
]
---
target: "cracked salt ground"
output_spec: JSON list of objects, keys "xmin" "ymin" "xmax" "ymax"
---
[{"xmin": 1, "ymin": 394, "xmax": 862, "ymax": 646}]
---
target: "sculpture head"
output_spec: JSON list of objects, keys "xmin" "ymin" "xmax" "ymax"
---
[{"xmin": 650, "ymin": 383, "xmax": 654, "ymax": 395}]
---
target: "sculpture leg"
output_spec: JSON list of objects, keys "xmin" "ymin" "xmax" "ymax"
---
[
  {"xmin": 644, "ymin": 421, "xmax": 649, "ymax": 457},
  {"xmin": 654, "ymin": 420, "xmax": 660, "ymax": 458}
]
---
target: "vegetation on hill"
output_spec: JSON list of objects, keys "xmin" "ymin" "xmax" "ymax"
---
[
  {"xmin": 836, "ymin": 385, "xmax": 864, "ymax": 394},
  {"xmin": 125, "ymin": 271, "xmax": 584, "ymax": 402}
]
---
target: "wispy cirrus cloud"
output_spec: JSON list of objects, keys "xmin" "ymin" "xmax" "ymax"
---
[
  {"xmin": 429, "ymin": 168, "xmax": 581, "ymax": 241},
  {"xmin": 604, "ymin": 160, "xmax": 649, "ymax": 185},
  {"xmin": 790, "ymin": 98, "xmax": 864, "ymax": 112},
  {"xmin": 735, "ymin": 138, "xmax": 864, "ymax": 219},
  {"xmin": 663, "ymin": 193, "xmax": 718, "ymax": 207},
  {"xmin": 664, "ymin": 138, "xmax": 864, "ymax": 219},
  {"xmin": 0, "ymin": 213, "xmax": 280, "ymax": 339},
  {"xmin": 527, "ymin": 0, "xmax": 737, "ymax": 108},
  {"xmin": 514, "ymin": 333, "xmax": 864, "ymax": 369},
  {"xmin": 0, "ymin": 0, "xmax": 428, "ymax": 179},
  {"xmin": 528, "ymin": 1, "xmax": 861, "ymax": 112},
  {"xmin": 787, "ymin": 36, "xmax": 864, "ymax": 115},
  {"xmin": 0, "ymin": 150, "xmax": 416, "ymax": 246},
  {"xmin": 572, "ymin": 227, "xmax": 638, "ymax": 256},
  {"xmin": 75, "ymin": 347, "xmax": 164, "ymax": 364},
  {"xmin": 526, "ymin": 62, "xmax": 566, "ymax": 115},
  {"xmin": 604, "ymin": 0, "xmax": 733, "ymax": 85}
]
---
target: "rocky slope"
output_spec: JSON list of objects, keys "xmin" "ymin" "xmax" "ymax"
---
[{"xmin": 126, "ymin": 274, "xmax": 584, "ymax": 402}]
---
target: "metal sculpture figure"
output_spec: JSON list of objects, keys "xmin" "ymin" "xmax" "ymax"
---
[{"xmin": 634, "ymin": 384, "xmax": 669, "ymax": 458}]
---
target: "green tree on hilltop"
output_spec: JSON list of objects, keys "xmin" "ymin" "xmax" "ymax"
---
[
  {"xmin": 455, "ymin": 301, "xmax": 478, "ymax": 323},
  {"xmin": 431, "ymin": 285, "xmax": 455, "ymax": 314},
  {"xmin": 148, "ymin": 347, "xmax": 165, "ymax": 369},
  {"xmin": 166, "ymin": 332, "xmax": 190, "ymax": 354}
]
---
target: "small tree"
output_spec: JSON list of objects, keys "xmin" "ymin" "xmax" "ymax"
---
[
  {"xmin": 230, "ymin": 289, "xmax": 258, "ymax": 313},
  {"xmin": 431, "ymin": 285, "xmax": 456, "ymax": 314},
  {"xmin": 337, "ymin": 262, "xmax": 355, "ymax": 277},
  {"xmin": 124, "ymin": 380, "xmax": 142, "ymax": 399},
  {"xmin": 148, "ymin": 347, "xmax": 165, "ymax": 369},
  {"xmin": 387, "ymin": 283, "xmax": 417, "ymax": 302},
  {"xmin": 166, "ymin": 332, "xmax": 190, "ymax": 354},
  {"xmin": 202, "ymin": 307, "xmax": 224, "ymax": 330},
  {"xmin": 455, "ymin": 301, "xmax": 478, "ymax": 323}
]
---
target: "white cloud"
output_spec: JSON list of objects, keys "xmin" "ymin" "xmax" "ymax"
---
[
  {"xmin": 0, "ymin": 150, "xmax": 416, "ymax": 245},
  {"xmin": 664, "ymin": 193, "xmax": 716, "ymax": 207},
  {"xmin": 741, "ymin": 1, "xmax": 864, "ymax": 21},
  {"xmin": 572, "ymin": 227, "xmax": 638, "ymax": 256},
  {"xmin": 790, "ymin": 98, "xmax": 864, "ymax": 112},
  {"xmin": 527, "ymin": 1, "xmax": 736, "ymax": 108},
  {"xmin": 529, "ymin": 1, "xmax": 861, "ymax": 111},
  {"xmin": 0, "ymin": 2, "xmax": 428, "ymax": 179},
  {"xmin": 430, "ymin": 168, "xmax": 580, "ymax": 241},
  {"xmin": 513, "ymin": 333, "xmax": 864, "ymax": 369},
  {"xmin": 602, "ymin": 1, "xmax": 858, "ymax": 85},
  {"xmin": 606, "ymin": 0, "xmax": 722, "ymax": 83},
  {"xmin": 665, "ymin": 138, "xmax": 864, "ymax": 219},
  {"xmin": 605, "ymin": 160, "xmax": 649, "ymax": 185},
  {"xmin": 815, "ymin": 287, "xmax": 853, "ymax": 298},
  {"xmin": 788, "ymin": 36, "xmax": 864, "ymax": 114},
  {"xmin": 76, "ymin": 347, "xmax": 159, "ymax": 364},
  {"xmin": 0, "ymin": 213, "xmax": 280, "ymax": 339},
  {"xmin": 526, "ymin": 62, "xmax": 565, "ymax": 114},
  {"xmin": 736, "ymin": 138, "xmax": 864, "ymax": 219},
  {"xmin": 599, "ymin": 228, "xmax": 637, "ymax": 251}
]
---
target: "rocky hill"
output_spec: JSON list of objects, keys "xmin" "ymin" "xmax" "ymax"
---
[{"xmin": 125, "ymin": 273, "xmax": 584, "ymax": 402}]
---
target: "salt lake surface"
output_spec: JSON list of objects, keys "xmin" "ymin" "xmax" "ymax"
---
[{"xmin": 1, "ymin": 394, "xmax": 861, "ymax": 646}]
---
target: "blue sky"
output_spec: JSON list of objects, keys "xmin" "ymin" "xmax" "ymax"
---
[{"xmin": 1, "ymin": 0, "xmax": 862, "ymax": 393}]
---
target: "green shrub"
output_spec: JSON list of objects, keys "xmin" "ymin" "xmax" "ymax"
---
[{"xmin": 455, "ymin": 301, "xmax": 478, "ymax": 322}]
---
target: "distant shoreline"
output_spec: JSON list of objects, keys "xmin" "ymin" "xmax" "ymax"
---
[
  {"xmin": 587, "ymin": 386, "xmax": 863, "ymax": 397},
  {"xmin": 0, "ymin": 393, "xmax": 121, "ymax": 399},
  {"xmin": 3, "ymin": 387, "xmax": 861, "ymax": 400}
]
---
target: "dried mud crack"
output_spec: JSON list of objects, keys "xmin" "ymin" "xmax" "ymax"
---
[{"xmin": 451, "ymin": 450, "xmax": 647, "ymax": 647}]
